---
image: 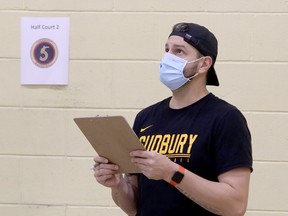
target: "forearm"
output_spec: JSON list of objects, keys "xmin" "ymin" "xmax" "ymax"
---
[
  {"xmin": 177, "ymin": 176, "xmax": 238, "ymax": 215},
  {"xmin": 111, "ymin": 175, "xmax": 138, "ymax": 215},
  {"xmin": 174, "ymin": 170, "xmax": 249, "ymax": 216}
]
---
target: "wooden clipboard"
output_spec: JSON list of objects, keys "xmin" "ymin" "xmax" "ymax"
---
[{"xmin": 74, "ymin": 116, "xmax": 145, "ymax": 173}]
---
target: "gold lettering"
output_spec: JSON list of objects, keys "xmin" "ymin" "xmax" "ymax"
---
[
  {"xmin": 168, "ymin": 134, "xmax": 180, "ymax": 154},
  {"xmin": 176, "ymin": 134, "xmax": 188, "ymax": 153},
  {"xmin": 159, "ymin": 134, "xmax": 170, "ymax": 154},
  {"xmin": 150, "ymin": 135, "xmax": 163, "ymax": 152},
  {"xmin": 141, "ymin": 135, "xmax": 155, "ymax": 150},
  {"xmin": 140, "ymin": 133, "xmax": 198, "ymax": 155},
  {"xmin": 187, "ymin": 134, "xmax": 198, "ymax": 153},
  {"xmin": 139, "ymin": 136, "xmax": 146, "ymax": 144}
]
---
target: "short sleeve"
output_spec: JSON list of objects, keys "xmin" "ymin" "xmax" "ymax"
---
[{"xmin": 213, "ymin": 109, "xmax": 253, "ymax": 175}]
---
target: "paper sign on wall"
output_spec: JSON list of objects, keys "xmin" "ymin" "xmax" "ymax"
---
[{"xmin": 21, "ymin": 17, "xmax": 70, "ymax": 85}]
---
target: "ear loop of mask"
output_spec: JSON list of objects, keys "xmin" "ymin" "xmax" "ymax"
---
[
  {"xmin": 187, "ymin": 57, "xmax": 203, "ymax": 64},
  {"xmin": 185, "ymin": 57, "xmax": 203, "ymax": 81},
  {"xmin": 187, "ymin": 73, "xmax": 199, "ymax": 81}
]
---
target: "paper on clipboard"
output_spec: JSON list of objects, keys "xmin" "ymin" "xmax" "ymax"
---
[{"xmin": 74, "ymin": 116, "xmax": 145, "ymax": 173}]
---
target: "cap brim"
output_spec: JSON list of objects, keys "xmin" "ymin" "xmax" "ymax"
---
[{"xmin": 207, "ymin": 66, "xmax": 219, "ymax": 86}]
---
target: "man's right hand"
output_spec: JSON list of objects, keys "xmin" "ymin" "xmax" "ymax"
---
[{"xmin": 93, "ymin": 155, "xmax": 123, "ymax": 188}]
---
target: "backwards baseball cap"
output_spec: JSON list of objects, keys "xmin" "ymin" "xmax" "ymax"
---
[{"xmin": 169, "ymin": 23, "xmax": 219, "ymax": 86}]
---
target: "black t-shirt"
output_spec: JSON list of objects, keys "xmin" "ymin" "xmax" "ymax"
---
[{"xmin": 132, "ymin": 93, "xmax": 253, "ymax": 216}]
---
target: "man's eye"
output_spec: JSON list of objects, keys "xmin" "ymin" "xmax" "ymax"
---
[
  {"xmin": 176, "ymin": 49, "xmax": 183, "ymax": 54},
  {"xmin": 165, "ymin": 48, "xmax": 169, "ymax": 52}
]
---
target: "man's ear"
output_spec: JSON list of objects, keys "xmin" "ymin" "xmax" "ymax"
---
[{"xmin": 199, "ymin": 56, "xmax": 213, "ymax": 74}]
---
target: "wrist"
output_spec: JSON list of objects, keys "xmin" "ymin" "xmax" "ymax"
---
[
  {"xmin": 163, "ymin": 161, "xmax": 180, "ymax": 183},
  {"xmin": 169, "ymin": 165, "xmax": 185, "ymax": 186},
  {"xmin": 111, "ymin": 174, "xmax": 125, "ymax": 190}
]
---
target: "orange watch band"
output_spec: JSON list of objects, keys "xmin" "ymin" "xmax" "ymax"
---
[{"xmin": 169, "ymin": 165, "xmax": 185, "ymax": 186}]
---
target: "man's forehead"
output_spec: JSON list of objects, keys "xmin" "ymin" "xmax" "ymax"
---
[
  {"xmin": 166, "ymin": 35, "xmax": 186, "ymax": 46},
  {"xmin": 165, "ymin": 36, "xmax": 198, "ymax": 52}
]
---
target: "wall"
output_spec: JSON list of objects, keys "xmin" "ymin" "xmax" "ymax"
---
[{"xmin": 0, "ymin": 0, "xmax": 287, "ymax": 215}]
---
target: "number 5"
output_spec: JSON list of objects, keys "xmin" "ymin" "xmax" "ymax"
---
[{"xmin": 39, "ymin": 45, "xmax": 50, "ymax": 62}]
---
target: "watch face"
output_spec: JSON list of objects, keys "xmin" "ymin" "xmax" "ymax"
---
[{"xmin": 172, "ymin": 171, "xmax": 184, "ymax": 183}]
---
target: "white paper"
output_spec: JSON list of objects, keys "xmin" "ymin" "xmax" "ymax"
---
[{"xmin": 21, "ymin": 17, "xmax": 70, "ymax": 85}]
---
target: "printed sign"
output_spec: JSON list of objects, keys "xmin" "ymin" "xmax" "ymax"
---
[{"xmin": 21, "ymin": 17, "xmax": 70, "ymax": 85}]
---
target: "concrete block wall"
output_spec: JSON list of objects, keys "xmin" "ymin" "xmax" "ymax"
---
[{"xmin": 0, "ymin": 0, "xmax": 287, "ymax": 215}]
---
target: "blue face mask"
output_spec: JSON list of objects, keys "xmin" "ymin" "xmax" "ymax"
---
[{"xmin": 160, "ymin": 53, "xmax": 202, "ymax": 90}]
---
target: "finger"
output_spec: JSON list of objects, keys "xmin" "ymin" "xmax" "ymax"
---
[
  {"xmin": 131, "ymin": 156, "xmax": 149, "ymax": 165},
  {"xmin": 91, "ymin": 161, "xmax": 102, "ymax": 171},
  {"xmin": 99, "ymin": 163, "xmax": 119, "ymax": 170},
  {"xmin": 130, "ymin": 150, "xmax": 148, "ymax": 158},
  {"xmin": 93, "ymin": 156, "xmax": 109, "ymax": 164},
  {"xmin": 95, "ymin": 174, "xmax": 114, "ymax": 183},
  {"xmin": 94, "ymin": 165, "xmax": 119, "ymax": 177},
  {"xmin": 92, "ymin": 156, "xmax": 111, "ymax": 171},
  {"xmin": 94, "ymin": 168, "xmax": 119, "ymax": 183}
]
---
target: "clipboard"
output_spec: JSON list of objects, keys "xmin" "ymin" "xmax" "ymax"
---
[{"xmin": 74, "ymin": 116, "xmax": 145, "ymax": 173}]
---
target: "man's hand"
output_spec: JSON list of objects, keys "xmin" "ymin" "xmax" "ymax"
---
[
  {"xmin": 130, "ymin": 150, "xmax": 178, "ymax": 182},
  {"xmin": 93, "ymin": 156, "xmax": 123, "ymax": 188}
]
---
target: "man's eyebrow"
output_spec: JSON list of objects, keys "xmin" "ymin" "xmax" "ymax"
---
[
  {"xmin": 165, "ymin": 43, "xmax": 187, "ymax": 49},
  {"xmin": 174, "ymin": 44, "xmax": 186, "ymax": 48}
]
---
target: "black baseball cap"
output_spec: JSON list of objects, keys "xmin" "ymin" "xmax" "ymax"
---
[{"xmin": 169, "ymin": 23, "xmax": 219, "ymax": 86}]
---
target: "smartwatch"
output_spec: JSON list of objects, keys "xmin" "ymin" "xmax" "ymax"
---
[{"xmin": 169, "ymin": 165, "xmax": 185, "ymax": 186}]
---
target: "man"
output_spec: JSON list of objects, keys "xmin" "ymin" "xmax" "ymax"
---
[{"xmin": 93, "ymin": 22, "xmax": 253, "ymax": 216}]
